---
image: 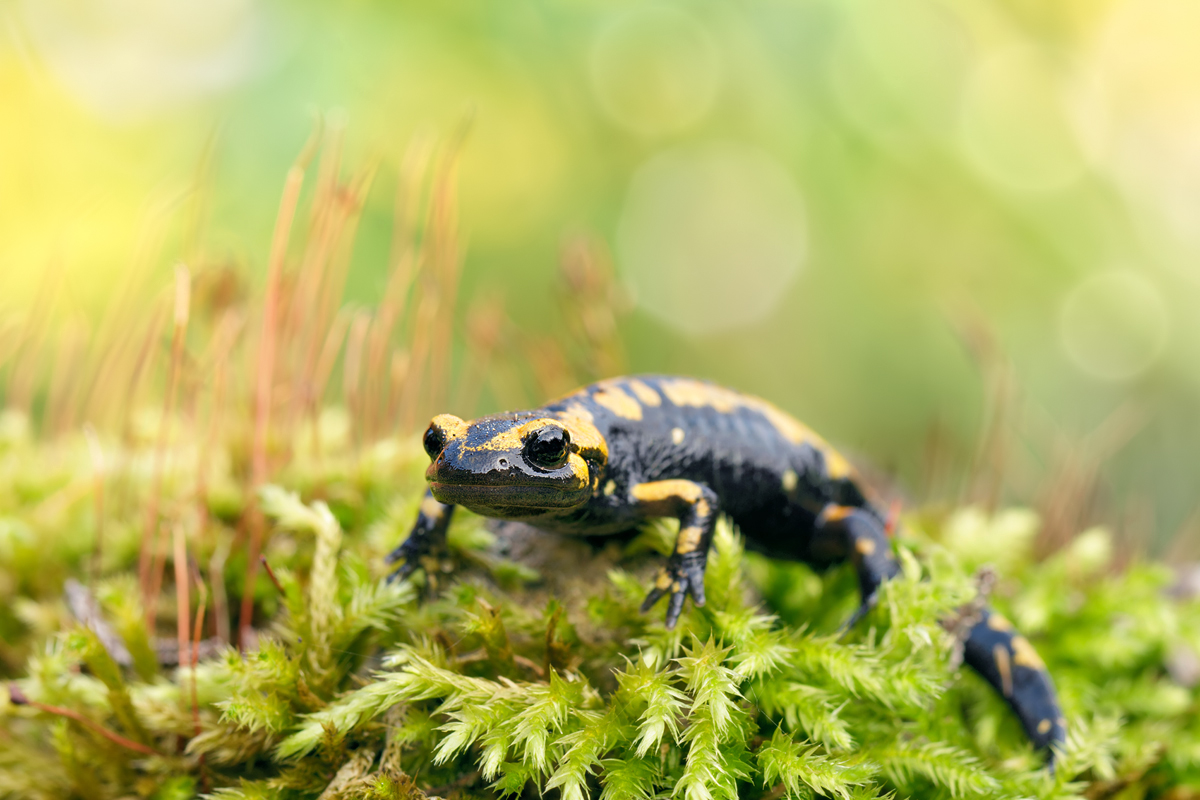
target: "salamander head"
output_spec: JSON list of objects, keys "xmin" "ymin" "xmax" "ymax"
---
[{"xmin": 420, "ymin": 411, "xmax": 606, "ymax": 519}]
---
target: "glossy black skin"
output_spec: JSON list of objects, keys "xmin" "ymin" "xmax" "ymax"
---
[{"xmin": 387, "ymin": 375, "xmax": 1065, "ymax": 763}]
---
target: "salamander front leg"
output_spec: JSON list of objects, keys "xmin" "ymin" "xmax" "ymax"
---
[
  {"xmin": 963, "ymin": 608, "xmax": 1066, "ymax": 766},
  {"xmin": 631, "ymin": 479, "xmax": 719, "ymax": 629},
  {"xmin": 385, "ymin": 490, "xmax": 455, "ymax": 582},
  {"xmin": 810, "ymin": 505, "xmax": 901, "ymax": 631}
]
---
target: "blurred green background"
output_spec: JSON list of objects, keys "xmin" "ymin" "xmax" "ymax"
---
[{"xmin": 2, "ymin": 0, "xmax": 1199, "ymax": 551}]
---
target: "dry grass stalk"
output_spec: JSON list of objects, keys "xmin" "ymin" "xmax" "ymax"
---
[
  {"xmin": 343, "ymin": 309, "xmax": 373, "ymax": 451},
  {"xmin": 241, "ymin": 124, "xmax": 322, "ymax": 650},
  {"xmin": 194, "ymin": 310, "xmax": 243, "ymax": 532},
  {"xmin": 45, "ymin": 317, "xmax": 88, "ymax": 436},
  {"xmin": 83, "ymin": 424, "xmax": 105, "ymax": 580},
  {"xmin": 7, "ymin": 258, "xmax": 62, "ymax": 415},
  {"xmin": 173, "ymin": 523, "xmax": 191, "ymax": 681},
  {"xmin": 141, "ymin": 266, "xmax": 192, "ymax": 627}
]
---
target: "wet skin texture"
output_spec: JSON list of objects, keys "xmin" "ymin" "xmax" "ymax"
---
[{"xmin": 387, "ymin": 375, "xmax": 1066, "ymax": 763}]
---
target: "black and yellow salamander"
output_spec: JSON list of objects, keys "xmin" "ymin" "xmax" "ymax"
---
[{"xmin": 386, "ymin": 375, "xmax": 1065, "ymax": 761}]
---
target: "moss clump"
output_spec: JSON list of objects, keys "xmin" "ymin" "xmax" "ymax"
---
[{"xmin": 2, "ymin": 415, "xmax": 1200, "ymax": 800}]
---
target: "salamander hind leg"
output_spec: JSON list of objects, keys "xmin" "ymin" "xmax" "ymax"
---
[
  {"xmin": 963, "ymin": 608, "xmax": 1066, "ymax": 766},
  {"xmin": 631, "ymin": 479, "xmax": 719, "ymax": 629},
  {"xmin": 809, "ymin": 504, "xmax": 901, "ymax": 631}
]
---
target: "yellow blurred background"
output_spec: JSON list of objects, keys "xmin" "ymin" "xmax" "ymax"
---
[{"xmin": 3, "ymin": 0, "xmax": 1200, "ymax": 551}]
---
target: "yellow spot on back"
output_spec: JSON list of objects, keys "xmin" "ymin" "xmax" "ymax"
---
[
  {"xmin": 671, "ymin": 427, "xmax": 685, "ymax": 445},
  {"xmin": 603, "ymin": 480, "xmax": 617, "ymax": 496},
  {"xmin": 592, "ymin": 385, "xmax": 643, "ymax": 420},
  {"xmin": 821, "ymin": 505, "xmax": 855, "ymax": 524},
  {"xmin": 781, "ymin": 469, "xmax": 798, "ymax": 493},
  {"xmin": 819, "ymin": 448, "xmax": 853, "ymax": 480},
  {"xmin": 855, "ymin": 537, "xmax": 876, "ymax": 556},
  {"xmin": 1011, "ymin": 636, "xmax": 1046, "ymax": 671},
  {"xmin": 987, "ymin": 613, "xmax": 1013, "ymax": 632},
  {"xmin": 994, "ymin": 644, "xmax": 1014, "ymax": 697},
  {"xmin": 561, "ymin": 401, "xmax": 594, "ymax": 424},
  {"xmin": 656, "ymin": 378, "xmax": 854, "ymax": 478},
  {"xmin": 1037, "ymin": 719, "xmax": 1052, "ymax": 735},
  {"xmin": 627, "ymin": 379, "xmax": 662, "ymax": 407},
  {"xmin": 632, "ymin": 480, "xmax": 705, "ymax": 504},
  {"xmin": 659, "ymin": 378, "xmax": 741, "ymax": 412}
]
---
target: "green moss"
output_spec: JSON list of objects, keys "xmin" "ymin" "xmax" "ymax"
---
[{"xmin": 1, "ymin": 418, "xmax": 1200, "ymax": 799}]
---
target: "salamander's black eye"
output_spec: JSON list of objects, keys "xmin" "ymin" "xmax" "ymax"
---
[
  {"xmin": 524, "ymin": 425, "xmax": 571, "ymax": 470},
  {"xmin": 423, "ymin": 424, "xmax": 447, "ymax": 460}
]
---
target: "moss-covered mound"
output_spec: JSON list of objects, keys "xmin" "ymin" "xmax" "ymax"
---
[{"xmin": 2, "ymin": 413, "xmax": 1200, "ymax": 800}]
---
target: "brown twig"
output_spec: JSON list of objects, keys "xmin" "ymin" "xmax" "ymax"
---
[
  {"xmin": 7, "ymin": 684, "xmax": 162, "ymax": 757},
  {"xmin": 260, "ymin": 555, "xmax": 286, "ymax": 597}
]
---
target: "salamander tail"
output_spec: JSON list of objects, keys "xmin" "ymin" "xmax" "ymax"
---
[{"xmin": 961, "ymin": 607, "xmax": 1066, "ymax": 766}]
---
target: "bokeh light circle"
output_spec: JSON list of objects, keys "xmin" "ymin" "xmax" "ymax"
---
[
  {"xmin": 590, "ymin": 6, "xmax": 721, "ymax": 137},
  {"xmin": 20, "ymin": 0, "xmax": 261, "ymax": 121},
  {"xmin": 615, "ymin": 142, "xmax": 806, "ymax": 336},
  {"xmin": 960, "ymin": 47, "xmax": 1087, "ymax": 194},
  {"xmin": 1059, "ymin": 271, "xmax": 1169, "ymax": 381}
]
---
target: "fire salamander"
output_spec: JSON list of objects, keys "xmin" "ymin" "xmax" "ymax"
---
[{"xmin": 387, "ymin": 375, "xmax": 1065, "ymax": 761}]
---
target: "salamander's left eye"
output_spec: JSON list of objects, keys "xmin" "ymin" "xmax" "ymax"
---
[
  {"xmin": 524, "ymin": 425, "xmax": 571, "ymax": 470},
  {"xmin": 423, "ymin": 424, "xmax": 447, "ymax": 460}
]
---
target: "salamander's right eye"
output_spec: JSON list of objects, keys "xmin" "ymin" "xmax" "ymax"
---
[
  {"xmin": 524, "ymin": 425, "xmax": 571, "ymax": 470},
  {"xmin": 423, "ymin": 424, "xmax": 447, "ymax": 459}
]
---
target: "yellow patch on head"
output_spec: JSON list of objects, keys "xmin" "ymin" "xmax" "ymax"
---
[
  {"xmin": 855, "ymin": 537, "xmax": 876, "ymax": 556},
  {"xmin": 671, "ymin": 427, "xmax": 685, "ymax": 445},
  {"xmin": 465, "ymin": 418, "xmax": 564, "ymax": 454},
  {"xmin": 781, "ymin": 469, "xmax": 798, "ymax": 493},
  {"xmin": 429, "ymin": 413, "xmax": 469, "ymax": 441},
  {"xmin": 994, "ymin": 644, "xmax": 1014, "ymax": 697},
  {"xmin": 987, "ymin": 613, "xmax": 1013, "ymax": 632},
  {"xmin": 555, "ymin": 406, "xmax": 608, "ymax": 463},
  {"xmin": 472, "ymin": 427, "xmax": 525, "ymax": 453},
  {"xmin": 627, "ymin": 379, "xmax": 662, "ymax": 407},
  {"xmin": 1037, "ymin": 719, "xmax": 1052, "ymax": 735},
  {"xmin": 592, "ymin": 385, "xmax": 642, "ymax": 420},
  {"xmin": 1011, "ymin": 636, "xmax": 1046, "ymax": 671}
]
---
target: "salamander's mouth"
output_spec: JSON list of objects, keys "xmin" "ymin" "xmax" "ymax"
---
[{"xmin": 428, "ymin": 481, "xmax": 589, "ymax": 511}]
